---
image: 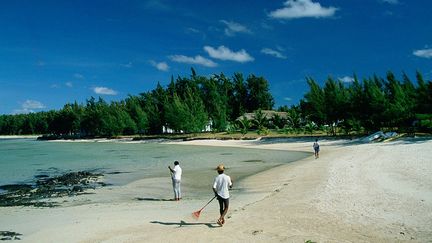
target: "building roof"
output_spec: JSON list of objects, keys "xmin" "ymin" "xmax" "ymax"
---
[{"xmin": 237, "ymin": 110, "xmax": 288, "ymax": 121}]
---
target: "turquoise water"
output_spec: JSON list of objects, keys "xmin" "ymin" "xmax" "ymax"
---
[{"xmin": 0, "ymin": 138, "xmax": 310, "ymax": 195}]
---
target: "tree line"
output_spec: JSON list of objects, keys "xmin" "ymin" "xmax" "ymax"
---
[
  {"xmin": 300, "ymin": 71, "xmax": 432, "ymax": 135},
  {"xmin": 0, "ymin": 69, "xmax": 431, "ymax": 137},
  {"xmin": 0, "ymin": 69, "xmax": 274, "ymax": 137}
]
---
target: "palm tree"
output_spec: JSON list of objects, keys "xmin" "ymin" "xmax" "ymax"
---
[
  {"xmin": 304, "ymin": 121, "xmax": 317, "ymax": 135},
  {"xmin": 237, "ymin": 115, "xmax": 251, "ymax": 134},
  {"xmin": 253, "ymin": 109, "xmax": 269, "ymax": 135}
]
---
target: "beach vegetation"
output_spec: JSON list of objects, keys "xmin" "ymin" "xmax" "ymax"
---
[
  {"xmin": 0, "ymin": 70, "xmax": 431, "ymax": 138},
  {"xmin": 225, "ymin": 122, "xmax": 239, "ymax": 134},
  {"xmin": 237, "ymin": 115, "xmax": 251, "ymax": 135},
  {"xmin": 164, "ymin": 90, "xmax": 208, "ymax": 133},
  {"xmin": 252, "ymin": 109, "xmax": 269, "ymax": 131},
  {"xmin": 304, "ymin": 121, "xmax": 318, "ymax": 135}
]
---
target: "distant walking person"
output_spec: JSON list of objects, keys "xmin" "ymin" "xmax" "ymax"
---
[
  {"xmin": 313, "ymin": 139, "xmax": 320, "ymax": 159},
  {"xmin": 213, "ymin": 164, "xmax": 232, "ymax": 226},
  {"xmin": 168, "ymin": 161, "xmax": 182, "ymax": 201}
]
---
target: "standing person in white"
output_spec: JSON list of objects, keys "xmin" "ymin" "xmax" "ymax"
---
[
  {"xmin": 213, "ymin": 164, "xmax": 232, "ymax": 226},
  {"xmin": 168, "ymin": 161, "xmax": 182, "ymax": 201}
]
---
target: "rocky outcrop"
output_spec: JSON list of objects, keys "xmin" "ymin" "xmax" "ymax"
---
[{"xmin": 0, "ymin": 171, "xmax": 104, "ymax": 207}]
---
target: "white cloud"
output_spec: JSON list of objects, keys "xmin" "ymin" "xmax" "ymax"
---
[
  {"xmin": 261, "ymin": 22, "xmax": 274, "ymax": 30},
  {"xmin": 169, "ymin": 55, "xmax": 218, "ymax": 67},
  {"xmin": 284, "ymin": 97, "xmax": 292, "ymax": 101},
  {"xmin": 186, "ymin": 27, "xmax": 200, "ymax": 34},
  {"xmin": 65, "ymin": 82, "xmax": 73, "ymax": 87},
  {"xmin": 120, "ymin": 62, "xmax": 133, "ymax": 68},
  {"xmin": 220, "ymin": 20, "xmax": 252, "ymax": 36},
  {"xmin": 413, "ymin": 48, "xmax": 432, "ymax": 59},
  {"xmin": 204, "ymin": 45, "xmax": 254, "ymax": 63},
  {"xmin": 23, "ymin": 100, "xmax": 45, "ymax": 109},
  {"xmin": 14, "ymin": 100, "xmax": 46, "ymax": 114},
  {"xmin": 74, "ymin": 73, "xmax": 84, "ymax": 79},
  {"xmin": 261, "ymin": 48, "xmax": 287, "ymax": 59},
  {"xmin": 381, "ymin": 0, "xmax": 398, "ymax": 4},
  {"xmin": 338, "ymin": 76, "xmax": 354, "ymax": 83},
  {"xmin": 93, "ymin": 87, "xmax": 118, "ymax": 95},
  {"xmin": 150, "ymin": 60, "xmax": 169, "ymax": 71},
  {"xmin": 185, "ymin": 27, "xmax": 207, "ymax": 39},
  {"xmin": 186, "ymin": 27, "xmax": 200, "ymax": 33},
  {"xmin": 269, "ymin": 0, "xmax": 338, "ymax": 19}
]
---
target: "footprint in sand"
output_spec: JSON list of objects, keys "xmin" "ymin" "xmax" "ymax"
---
[{"xmin": 252, "ymin": 230, "xmax": 263, "ymax": 235}]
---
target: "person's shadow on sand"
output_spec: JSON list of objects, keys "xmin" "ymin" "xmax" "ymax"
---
[
  {"xmin": 135, "ymin": 197, "xmax": 174, "ymax": 202},
  {"xmin": 150, "ymin": 220, "xmax": 220, "ymax": 228}
]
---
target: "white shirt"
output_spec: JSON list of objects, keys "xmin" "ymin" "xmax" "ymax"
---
[
  {"xmin": 213, "ymin": 174, "xmax": 232, "ymax": 199},
  {"xmin": 172, "ymin": 165, "xmax": 182, "ymax": 180}
]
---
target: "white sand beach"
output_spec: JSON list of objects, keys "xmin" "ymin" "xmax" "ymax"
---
[{"xmin": 1, "ymin": 138, "xmax": 431, "ymax": 242}]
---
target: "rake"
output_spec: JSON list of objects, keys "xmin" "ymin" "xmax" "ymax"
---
[{"xmin": 192, "ymin": 196, "xmax": 217, "ymax": 219}]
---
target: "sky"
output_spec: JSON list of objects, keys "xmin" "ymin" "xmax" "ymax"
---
[{"xmin": 1, "ymin": 0, "xmax": 431, "ymax": 114}]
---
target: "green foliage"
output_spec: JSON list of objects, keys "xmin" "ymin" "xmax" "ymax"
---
[
  {"xmin": 225, "ymin": 122, "xmax": 239, "ymax": 134},
  {"xmin": 301, "ymin": 71, "xmax": 432, "ymax": 134},
  {"xmin": 340, "ymin": 118, "xmax": 362, "ymax": 135},
  {"xmin": 302, "ymin": 77, "xmax": 325, "ymax": 124},
  {"xmin": 281, "ymin": 124, "xmax": 294, "ymax": 134},
  {"xmin": 257, "ymin": 127, "xmax": 269, "ymax": 135},
  {"xmin": 200, "ymin": 74, "xmax": 229, "ymax": 131},
  {"xmin": 125, "ymin": 96, "xmax": 148, "ymax": 134},
  {"xmin": 246, "ymin": 75, "xmax": 274, "ymax": 111},
  {"xmin": 142, "ymin": 83, "xmax": 168, "ymax": 134},
  {"xmin": 415, "ymin": 114, "xmax": 432, "ymax": 132},
  {"xmin": 323, "ymin": 77, "xmax": 349, "ymax": 135},
  {"xmin": 164, "ymin": 89, "xmax": 208, "ymax": 133},
  {"xmin": 252, "ymin": 109, "xmax": 268, "ymax": 131},
  {"xmin": 271, "ymin": 113, "xmax": 286, "ymax": 129},
  {"xmin": 304, "ymin": 121, "xmax": 317, "ymax": 135},
  {"xmin": 1, "ymin": 70, "xmax": 431, "ymax": 136},
  {"xmin": 237, "ymin": 115, "xmax": 251, "ymax": 134},
  {"xmin": 230, "ymin": 73, "xmax": 248, "ymax": 120}
]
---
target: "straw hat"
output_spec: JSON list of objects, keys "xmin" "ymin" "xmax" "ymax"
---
[{"xmin": 216, "ymin": 164, "xmax": 225, "ymax": 171}]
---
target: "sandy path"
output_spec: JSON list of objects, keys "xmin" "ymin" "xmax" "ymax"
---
[{"xmin": 1, "ymin": 138, "xmax": 431, "ymax": 242}]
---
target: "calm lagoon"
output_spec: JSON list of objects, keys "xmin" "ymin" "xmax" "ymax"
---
[{"xmin": 0, "ymin": 138, "xmax": 310, "ymax": 197}]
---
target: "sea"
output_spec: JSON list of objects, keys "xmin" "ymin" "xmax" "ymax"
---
[{"xmin": 0, "ymin": 138, "xmax": 310, "ymax": 196}]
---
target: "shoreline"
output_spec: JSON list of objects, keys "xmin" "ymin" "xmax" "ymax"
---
[
  {"xmin": 0, "ymin": 135, "xmax": 40, "ymax": 139},
  {"xmin": 0, "ymin": 138, "xmax": 431, "ymax": 242}
]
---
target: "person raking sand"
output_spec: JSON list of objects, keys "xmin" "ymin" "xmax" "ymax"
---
[{"xmin": 212, "ymin": 164, "xmax": 233, "ymax": 226}]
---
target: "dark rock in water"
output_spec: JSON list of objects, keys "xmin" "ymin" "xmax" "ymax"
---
[
  {"xmin": 0, "ymin": 231, "xmax": 22, "ymax": 240},
  {"xmin": 97, "ymin": 182, "xmax": 111, "ymax": 187},
  {"xmin": 72, "ymin": 186, "xmax": 83, "ymax": 192},
  {"xmin": 0, "ymin": 171, "xmax": 104, "ymax": 207},
  {"xmin": 106, "ymin": 171, "xmax": 130, "ymax": 175},
  {"xmin": 0, "ymin": 184, "xmax": 33, "ymax": 192}
]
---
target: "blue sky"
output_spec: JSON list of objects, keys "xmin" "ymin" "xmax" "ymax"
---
[{"xmin": 1, "ymin": 0, "xmax": 431, "ymax": 114}]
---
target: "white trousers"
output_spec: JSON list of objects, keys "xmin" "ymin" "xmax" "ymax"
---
[{"xmin": 172, "ymin": 179, "xmax": 181, "ymax": 199}]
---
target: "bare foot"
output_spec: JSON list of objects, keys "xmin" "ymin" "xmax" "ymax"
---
[{"xmin": 217, "ymin": 219, "xmax": 223, "ymax": 226}]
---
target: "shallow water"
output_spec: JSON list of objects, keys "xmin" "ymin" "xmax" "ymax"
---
[{"xmin": 0, "ymin": 138, "xmax": 310, "ymax": 196}]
